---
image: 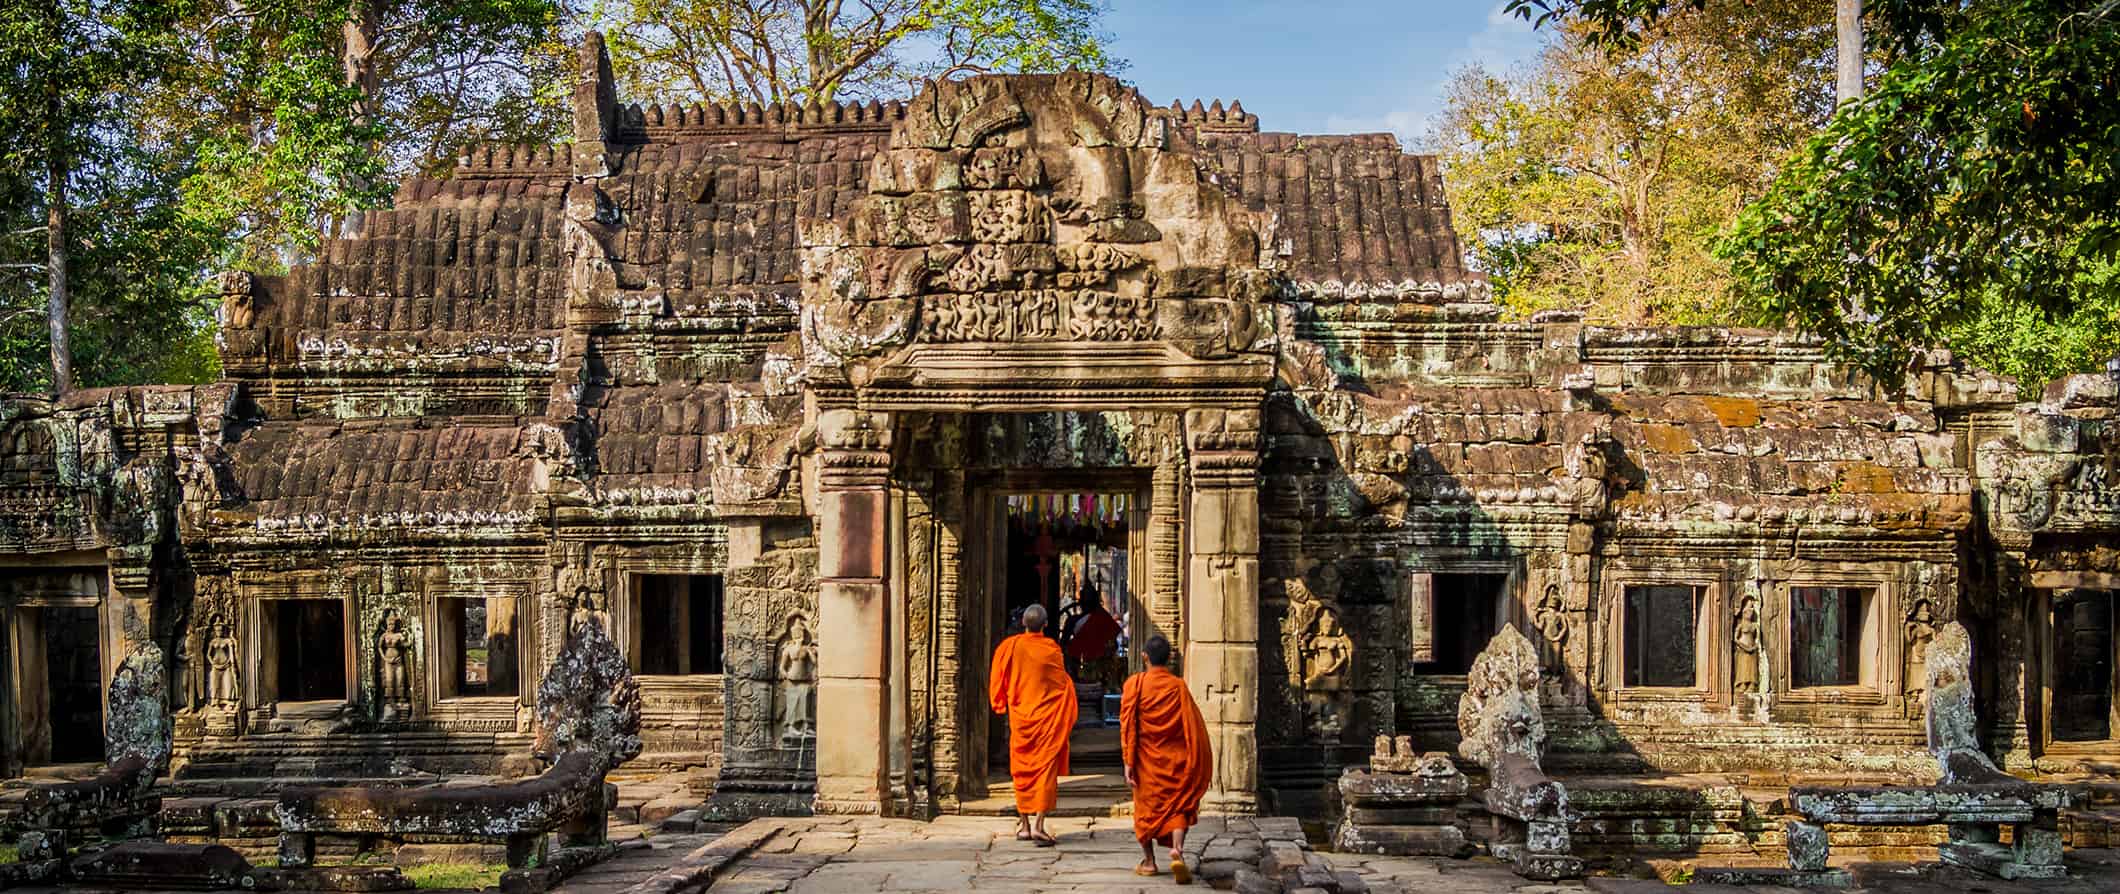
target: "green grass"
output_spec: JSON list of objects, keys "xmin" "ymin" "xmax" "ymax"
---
[
  {"xmin": 0, "ymin": 848, "xmax": 18, "ymax": 865},
  {"xmin": 403, "ymin": 862, "xmax": 506, "ymax": 890}
]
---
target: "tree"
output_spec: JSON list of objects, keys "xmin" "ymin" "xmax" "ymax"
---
[
  {"xmin": 1723, "ymin": 0, "xmax": 2120, "ymax": 382},
  {"xmin": 153, "ymin": 0, "xmax": 570, "ymax": 271},
  {"xmin": 592, "ymin": 0, "xmax": 1120, "ymax": 105},
  {"xmin": 0, "ymin": 0, "xmax": 207, "ymax": 394},
  {"xmin": 1836, "ymin": 0, "xmax": 1863, "ymax": 103},
  {"xmin": 1427, "ymin": 2, "xmax": 1833, "ymax": 324},
  {"xmin": 1508, "ymin": 0, "xmax": 2120, "ymax": 387}
]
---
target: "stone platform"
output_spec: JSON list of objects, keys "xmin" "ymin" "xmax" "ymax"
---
[{"xmin": 613, "ymin": 817, "xmax": 2120, "ymax": 894}]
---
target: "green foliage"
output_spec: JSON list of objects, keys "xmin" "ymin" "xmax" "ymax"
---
[
  {"xmin": 402, "ymin": 861, "xmax": 505, "ymax": 889},
  {"xmin": 1722, "ymin": 0, "xmax": 2120, "ymax": 384},
  {"xmin": 0, "ymin": 0, "xmax": 1114, "ymax": 392},
  {"xmin": 1507, "ymin": 0, "xmax": 2120, "ymax": 388},
  {"xmin": 593, "ymin": 0, "xmax": 1119, "ymax": 104},
  {"xmin": 0, "ymin": 0, "xmax": 219, "ymax": 393},
  {"xmin": 157, "ymin": 0, "xmax": 569, "ymax": 270},
  {"xmin": 1504, "ymin": 0, "xmax": 1695, "ymax": 50},
  {"xmin": 169, "ymin": 0, "xmax": 388, "ymax": 271},
  {"xmin": 1430, "ymin": 1, "xmax": 1832, "ymax": 325},
  {"xmin": 1943, "ymin": 266, "xmax": 2120, "ymax": 391},
  {"xmin": 1, "ymin": 0, "xmax": 568, "ymax": 391}
]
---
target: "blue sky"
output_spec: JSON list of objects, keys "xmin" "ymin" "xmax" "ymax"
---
[{"xmin": 1099, "ymin": 1, "xmax": 1545, "ymax": 148}]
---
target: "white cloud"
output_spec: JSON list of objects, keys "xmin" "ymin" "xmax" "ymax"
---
[{"xmin": 1324, "ymin": 4, "xmax": 1542, "ymax": 147}]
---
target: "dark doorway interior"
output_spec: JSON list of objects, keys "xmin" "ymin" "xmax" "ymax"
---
[
  {"xmin": 1413, "ymin": 573, "xmax": 1508, "ymax": 675},
  {"xmin": 2053, "ymin": 589, "xmax": 2114, "ymax": 742},
  {"xmin": 635, "ymin": 574, "xmax": 724, "ymax": 676},
  {"xmin": 993, "ymin": 490, "xmax": 1135, "ymax": 771},
  {"xmin": 273, "ymin": 599, "xmax": 347, "ymax": 702},
  {"xmin": 42, "ymin": 606, "xmax": 103, "ymax": 764}
]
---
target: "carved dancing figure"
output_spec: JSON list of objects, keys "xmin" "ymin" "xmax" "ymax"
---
[
  {"xmin": 776, "ymin": 615, "xmax": 818, "ymax": 744},
  {"xmin": 1904, "ymin": 597, "xmax": 1937, "ymax": 701},
  {"xmin": 206, "ymin": 618, "xmax": 240, "ymax": 709},
  {"xmin": 1534, "ymin": 584, "xmax": 1568, "ymax": 667},
  {"xmin": 570, "ymin": 584, "xmax": 611, "ymax": 634},
  {"xmin": 1733, "ymin": 593, "xmax": 1762, "ymax": 695},
  {"xmin": 379, "ymin": 611, "xmax": 412, "ymax": 719},
  {"xmin": 1300, "ymin": 610, "xmax": 1353, "ymax": 737}
]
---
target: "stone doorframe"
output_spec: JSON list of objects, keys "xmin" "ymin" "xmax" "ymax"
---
[{"xmin": 811, "ymin": 396, "xmax": 1267, "ymax": 817}]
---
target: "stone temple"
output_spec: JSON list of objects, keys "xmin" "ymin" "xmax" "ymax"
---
[{"xmin": 2, "ymin": 34, "xmax": 2118, "ymax": 866}]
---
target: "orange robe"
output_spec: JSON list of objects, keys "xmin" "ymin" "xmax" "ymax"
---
[
  {"xmin": 1065, "ymin": 609, "xmax": 1121, "ymax": 660},
  {"xmin": 1121, "ymin": 666, "xmax": 1213, "ymax": 845},
  {"xmin": 989, "ymin": 632, "xmax": 1077, "ymax": 814}
]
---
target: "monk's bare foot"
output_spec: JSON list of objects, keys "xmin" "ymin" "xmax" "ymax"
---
[
  {"xmin": 1171, "ymin": 859, "xmax": 1192, "ymax": 885},
  {"xmin": 1014, "ymin": 819, "xmax": 1033, "ymax": 841},
  {"xmin": 1134, "ymin": 860, "xmax": 1158, "ymax": 877}
]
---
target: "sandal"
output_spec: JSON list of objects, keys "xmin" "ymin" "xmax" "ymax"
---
[
  {"xmin": 1032, "ymin": 833, "xmax": 1059, "ymax": 848},
  {"xmin": 1134, "ymin": 863, "xmax": 1159, "ymax": 877},
  {"xmin": 1171, "ymin": 860, "xmax": 1192, "ymax": 885}
]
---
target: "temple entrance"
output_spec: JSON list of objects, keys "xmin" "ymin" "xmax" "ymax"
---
[{"xmin": 966, "ymin": 474, "xmax": 1150, "ymax": 813}]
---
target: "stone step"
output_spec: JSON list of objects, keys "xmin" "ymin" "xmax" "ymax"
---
[{"xmin": 954, "ymin": 794, "xmax": 1131, "ymax": 818}]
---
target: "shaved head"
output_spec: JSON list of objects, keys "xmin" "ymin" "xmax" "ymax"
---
[
  {"xmin": 1022, "ymin": 603, "xmax": 1048, "ymax": 632},
  {"xmin": 1144, "ymin": 634, "xmax": 1171, "ymax": 667}
]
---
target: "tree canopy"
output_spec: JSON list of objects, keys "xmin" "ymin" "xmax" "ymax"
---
[
  {"xmin": 591, "ymin": 0, "xmax": 1117, "ymax": 104},
  {"xmin": 0, "ymin": 0, "xmax": 1119, "ymax": 394},
  {"xmin": 1427, "ymin": 1, "xmax": 1833, "ymax": 325},
  {"xmin": 1501, "ymin": 0, "xmax": 2120, "ymax": 386}
]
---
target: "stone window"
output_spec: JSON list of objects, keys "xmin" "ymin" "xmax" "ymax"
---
[
  {"xmin": 264, "ymin": 598, "xmax": 349, "ymax": 704},
  {"xmin": 436, "ymin": 596, "xmax": 521, "ymax": 699},
  {"xmin": 1789, "ymin": 586, "xmax": 1878, "ymax": 689},
  {"xmin": 1412, "ymin": 573, "xmax": 1508, "ymax": 675},
  {"xmin": 630, "ymin": 574, "xmax": 724, "ymax": 676},
  {"xmin": 2051, "ymin": 589, "xmax": 2114, "ymax": 743},
  {"xmin": 1622, "ymin": 585, "xmax": 1700, "ymax": 688}
]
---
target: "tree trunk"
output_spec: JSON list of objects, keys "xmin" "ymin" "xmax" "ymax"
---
[
  {"xmin": 342, "ymin": 0, "xmax": 381, "ymax": 125},
  {"xmin": 44, "ymin": 87, "xmax": 71, "ymax": 396},
  {"xmin": 1836, "ymin": 0, "xmax": 1863, "ymax": 104},
  {"xmin": 338, "ymin": 0, "xmax": 382, "ymax": 240}
]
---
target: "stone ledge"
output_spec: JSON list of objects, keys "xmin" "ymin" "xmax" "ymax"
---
[{"xmin": 629, "ymin": 819, "xmax": 784, "ymax": 894}]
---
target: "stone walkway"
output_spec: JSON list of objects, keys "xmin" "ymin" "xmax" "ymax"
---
[
  {"xmin": 546, "ymin": 832, "xmax": 714, "ymax": 893},
  {"xmin": 629, "ymin": 817, "xmax": 2120, "ymax": 894}
]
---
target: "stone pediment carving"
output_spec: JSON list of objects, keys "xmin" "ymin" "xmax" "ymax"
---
[{"xmin": 801, "ymin": 73, "xmax": 1276, "ymax": 405}]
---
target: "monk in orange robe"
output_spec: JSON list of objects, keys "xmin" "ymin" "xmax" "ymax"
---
[
  {"xmin": 1121, "ymin": 634, "xmax": 1213, "ymax": 883},
  {"xmin": 990, "ymin": 603, "xmax": 1077, "ymax": 846}
]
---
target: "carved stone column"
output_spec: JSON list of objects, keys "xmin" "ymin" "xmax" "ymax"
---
[
  {"xmin": 813, "ymin": 409, "xmax": 893, "ymax": 814},
  {"xmin": 1185, "ymin": 408, "xmax": 1262, "ymax": 815}
]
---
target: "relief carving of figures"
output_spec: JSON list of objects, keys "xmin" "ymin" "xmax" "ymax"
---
[
  {"xmin": 205, "ymin": 616, "xmax": 240, "ymax": 710},
  {"xmin": 217, "ymin": 271, "xmax": 255, "ymax": 329},
  {"xmin": 1904, "ymin": 597, "xmax": 1937, "ymax": 702},
  {"xmin": 1292, "ymin": 604, "xmax": 1353, "ymax": 739},
  {"xmin": 569, "ymin": 584, "xmax": 611, "ymax": 635},
  {"xmin": 1733, "ymin": 592, "xmax": 1762, "ymax": 695},
  {"xmin": 1567, "ymin": 434, "xmax": 1612, "ymax": 518},
  {"xmin": 378, "ymin": 610, "xmax": 412, "ymax": 721},
  {"xmin": 707, "ymin": 426, "xmax": 797, "ymax": 504},
  {"xmin": 776, "ymin": 614, "xmax": 818, "ymax": 744},
  {"xmin": 1533, "ymin": 584, "xmax": 1567, "ymax": 669}
]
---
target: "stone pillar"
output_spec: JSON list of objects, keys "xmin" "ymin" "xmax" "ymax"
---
[
  {"xmin": 813, "ymin": 409, "xmax": 893, "ymax": 814},
  {"xmin": 1185, "ymin": 408, "xmax": 1262, "ymax": 815}
]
